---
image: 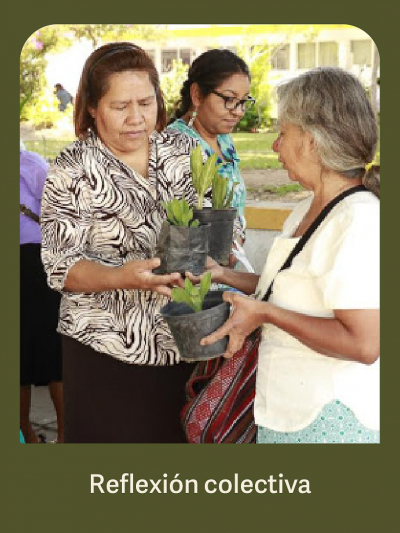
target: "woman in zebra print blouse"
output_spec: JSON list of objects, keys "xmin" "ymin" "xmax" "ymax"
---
[{"xmin": 40, "ymin": 42, "xmax": 199, "ymax": 443}]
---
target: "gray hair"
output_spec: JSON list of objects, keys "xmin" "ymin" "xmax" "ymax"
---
[{"xmin": 276, "ymin": 67, "xmax": 378, "ymax": 181}]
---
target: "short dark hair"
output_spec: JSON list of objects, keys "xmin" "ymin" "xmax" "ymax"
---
[
  {"xmin": 74, "ymin": 42, "xmax": 167, "ymax": 138},
  {"xmin": 174, "ymin": 49, "xmax": 250, "ymax": 119}
]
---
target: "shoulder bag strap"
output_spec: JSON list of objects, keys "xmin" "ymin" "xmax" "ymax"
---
[
  {"xmin": 262, "ymin": 185, "xmax": 366, "ymax": 302},
  {"xmin": 20, "ymin": 203, "xmax": 40, "ymax": 224}
]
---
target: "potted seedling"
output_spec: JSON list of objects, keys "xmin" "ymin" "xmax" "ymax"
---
[
  {"xmin": 191, "ymin": 144, "xmax": 238, "ymax": 266},
  {"xmin": 160, "ymin": 272, "xmax": 230, "ymax": 361},
  {"xmin": 154, "ymin": 198, "xmax": 210, "ymax": 275}
]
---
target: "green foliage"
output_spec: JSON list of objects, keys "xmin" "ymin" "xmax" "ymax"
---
[
  {"xmin": 236, "ymin": 44, "xmax": 273, "ymax": 131},
  {"xmin": 160, "ymin": 59, "xmax": 189, "ymax": 121},
  {"xmin": 190, "ymin": 144, "xmax": 221, "ymax": 209},
  {"xmin": 171, "ymin": 272, "xmax": 212, "ymax": 313},
  {"xmin": 162, "ymin": 198, "xmax": 199, "ymax": 227},
  {"xmin": 191, "ymin": 145, "xmax": 240, "ymax": 208},
  {"xmin": 20, "ymin": 28, "xmax": 60, "ymax": 116},
  {"xmin": 247, "ymin": 184, "xmax": 304, "ymax": 195},
  {"xmin": 212, "ymin": 175, "xmax": 238, "ymax": 209},
  {"xmin": 24, "ymin": 139, "xmax": 74, "ymax": 162},
  {"xmin": 62, "ymin": 24, "xmax": 163, "ymax": 48},
  {"xmin": 21, "ymin": 86, "xmax": 72, "ymax": 128},
  {"xmin": 20, "ymin": 25, "xmax": 163, "ymax": 117},
  {"xmin": 236, "ymin": 105, "xmax": 260, "ymax": 132},
  {"xmin": 232, "ymin": 132, "xmax": 280, "ymax": 169}
]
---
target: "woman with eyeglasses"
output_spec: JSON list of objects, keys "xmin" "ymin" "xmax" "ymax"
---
[
  {"xmin": 40, "ymin": 42, "xmax": 199, "ymax": 443},
  {"xmin": 168, "ymin": 49, "xmax": 255, "ymax": 263}
]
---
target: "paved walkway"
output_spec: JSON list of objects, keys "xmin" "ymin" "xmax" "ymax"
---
[{"xmin": 29, "ymin": 386, "xmax": 59, "ymax": 443}]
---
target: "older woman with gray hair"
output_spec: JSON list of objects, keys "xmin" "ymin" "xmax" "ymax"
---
[{"xmin": 191, "ymin": 67, "xmax": 380, "ymax": 444}]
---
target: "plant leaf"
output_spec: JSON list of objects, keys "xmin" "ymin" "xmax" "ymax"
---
[
  {"xmin": 171, "ymin": 288, "xmax": 196, "ymax": 311},
  {"xmin": 199, "ymin": 271, "xmax": 212, "ymax": 299},
  {"xmin": 223, "ymin": 181, "xmax": 238, "ymax": 208}
]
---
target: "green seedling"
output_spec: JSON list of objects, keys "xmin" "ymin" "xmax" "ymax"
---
[
  {"xmin": 191, "ymin": 144, "xmax": 221, "ymax": 210},
  {"xmin": 212, "ymin": 175, "xmax": 238, "ymax": 209},
  {"xmin": 191, "ymin": 144, "xmax": 237, "ymax": 210},
  {"xmin": 162, "ymin": 198, "xmax": 199, "ymax": 227},
  {"xmin": 171, "ymin": 272, "xmax": 212, "ymax": 313}
]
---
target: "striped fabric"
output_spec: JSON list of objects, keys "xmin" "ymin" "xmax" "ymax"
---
[
  {"xmin": 181, "ymin": 329, "xmax": 260, "ymax": 444},
  {"xmin": 41, "ymin": 130, "xmax": 198, "ymax": 365}
]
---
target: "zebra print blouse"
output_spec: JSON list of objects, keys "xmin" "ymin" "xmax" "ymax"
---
[{"xmin": 41, "ymin": 129, "xmax": 198, "ymax": 365}]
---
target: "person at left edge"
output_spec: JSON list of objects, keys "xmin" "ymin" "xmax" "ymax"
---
[
  {"xmin": 20, "ymin": 146, "xmax": 64, "ymax": 443},
  {"xmin": 40, "ymin": 42, "xmax": 198, "ymax": 443}
]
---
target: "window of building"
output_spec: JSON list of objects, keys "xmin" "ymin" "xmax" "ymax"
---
[
  {"xmin": 297, "ymin": 42, "xmax": 316, "ymax": 69},
  {"xmin": 180, "ymin": 49, "xmax": 192, "ymax": 66},
  {"xmin": 272, "ymin": 44, "xmax": 290, "ymax": 70},
  {"xmin": 161, "ymin": 49, "xmax": 196, "ymax": 71},
  {"xmin": 161, "ymin": 49, "xmax": 179, "ymax": 72},
  {"xmin": 318, "ymin": 42, "xmax": 338, "ymax": 66},
  {"xmin": 351, "ymin": 40, "xmax": 372, "ymax": 67}
]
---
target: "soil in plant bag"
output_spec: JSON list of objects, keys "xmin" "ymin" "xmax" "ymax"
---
[{"xmin": 161, "ymin": 291, "xmax": 230, "ymax": 361}]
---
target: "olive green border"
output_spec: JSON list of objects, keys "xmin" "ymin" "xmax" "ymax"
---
[{"xmin": 3, "ymin": 3, "xmax": 397, "ymax": 532}]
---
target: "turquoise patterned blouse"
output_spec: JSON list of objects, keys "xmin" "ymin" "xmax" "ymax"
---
[{"xmin": 167, "ymin": 118, "xmax": 246, "ymax": 236}]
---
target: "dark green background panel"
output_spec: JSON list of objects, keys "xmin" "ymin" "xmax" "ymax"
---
[{"xmin": 3, "ymin": 4, "xmax": 397, "ymax": 532}]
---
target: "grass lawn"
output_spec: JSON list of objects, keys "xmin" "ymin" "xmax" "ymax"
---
[
  {"xmin": 232, "ymin": 132, "xmax": 280, "ymax": 170},
  {"xmin": 24, "ymin": 129, "xmax": 380, "ymax": 170},
  {"xmin": 24, "ymin": 139, "xmax": 74, "ymax": 161},
  {"xmin": 232, "ymin": 131, "xmax": 380, "ymax": 170}
]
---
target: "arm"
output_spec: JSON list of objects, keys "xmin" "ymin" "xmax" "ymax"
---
[
  {"xmin": 63, "ymin": 257, "xmax": 182, "ymax": 297},
  {"xmin": 41, "ymin": 166, "xmax": 182, "ymax": 298},
  {"xmin": 202, "ymin": 292, "xmax": 380, "ymax": 365},
  {"xmin": 186, "ymin": 256, "xmax": 259, "ymax": 295}
]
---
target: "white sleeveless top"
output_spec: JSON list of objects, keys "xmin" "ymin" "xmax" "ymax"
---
[{"xmin": 254, "ymin": 191, "xmax": 380, "ymax": 431}]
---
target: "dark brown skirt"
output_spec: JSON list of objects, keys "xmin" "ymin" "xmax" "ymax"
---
[{"xmin": 62, "ymin": 336, "xmax": 195, "ymax": 443}]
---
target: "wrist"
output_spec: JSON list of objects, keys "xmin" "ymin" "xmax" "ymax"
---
[
  {"xmin": 258, "ymin": 301, "xmax": 273, "ymax": 325},
  {"xmin": 214, "ymin": 265, "xmax": 228, "ymax": 284},
  {"xmin": 111, "ymin": 264, "xmax": 132, "ymax": 290}
]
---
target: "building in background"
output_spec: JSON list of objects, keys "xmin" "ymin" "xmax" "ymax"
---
[
  {"xmin": 139, "ymin": 25, "xmax": 377, "ymax": 83},
  {"xmin": 46, "ymin": 25, "xmax": 377, "ymax": 97}
]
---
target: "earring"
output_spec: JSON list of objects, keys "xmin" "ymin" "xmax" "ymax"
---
[{"xmin": 188, "ymin": 109, "xmax": 198, "ymax": 128}]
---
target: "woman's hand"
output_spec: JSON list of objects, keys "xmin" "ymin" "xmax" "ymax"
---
[
  {"xmin": 118, "ymin": 258, "xmax": 183, "ymax": 297},
  {"xmin": 63, "ymin": 257, "xmax": 183, "ymax": 295},
  {"xmin": 201, "ymin": 292, "xmax": 267, "ymax": 358},
  {"xmin": 185, "ymin": 256, "xmax": 225, "ymax": 285}
]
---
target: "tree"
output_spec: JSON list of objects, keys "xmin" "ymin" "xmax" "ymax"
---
[
  {"xmin": 238, "ymin": 44, "xmax": 273, "ymax": 130},
  {"xmin": 160, "ymin": 60, "xmax": 189, "ymax": 121},
  {"xmin": 20, "ymin": 27, "xmax": 59, "ymax": 116},
  {"xmin": 20, "ymin": 24, "xmax": 164, "ymax": 117},
  {"xmin": 235, "ymin": 25, "xmax": 322, "ymax": 131}
]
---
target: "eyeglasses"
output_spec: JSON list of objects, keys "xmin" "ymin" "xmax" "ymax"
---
[{"xmin": 211, "ymin": 90, "xmax": 255, "ymax": 112}]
